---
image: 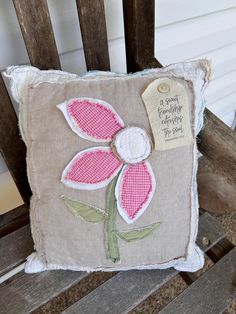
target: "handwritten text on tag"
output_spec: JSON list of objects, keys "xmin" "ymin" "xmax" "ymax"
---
[{"xmin": 142, "ymin": 77, "xmax": 194, "ymax": 151}]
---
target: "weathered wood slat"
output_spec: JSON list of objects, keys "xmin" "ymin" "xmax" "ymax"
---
[
  {"xmin": 0, "ymin": 225, "xmax": 33, "ymax": 276},
  {"xmin": 62, "ymin": 213, "xmax": 225, "ymax": 314},
  {"xmin": 63, "ymin": 269, "xmax": 176, "ymax": 314},
  {"xmin": 13, "ymin": 0, "xmax": 61, "ymax": 70},
  {"xmin": 1, "ymin": 0, "xmax": 60, "ymax": 230},
  {"xmin": 123, "ymin": 0, "xmax": 162, "ymax": 72},
  {"xmin": 76, "ymin": 0, "xmax": 110, "ymax": 71},
  {"xmin": 0, "ymin": 76, "xmax": 31, "ymax": 205},
  {"xmin": 0, "ymin": 205, "xmax": 27, "ymax": 230},
  {"xmin": 207, "ymin": 238, "xmax": 235, "ymax": 263},
  {"xmin": 198, "ymin": 109, "xmax": 236, "ymax": 185},
  {"xmin": 159, "ymin": 248, "xmax": 236, "ymax": 314},
  {"xmin": 196, "ymin": 212, "xmax": 226, "ymax": 250},
  {"xmin": 0, "ymin": 204, "xmax": 29, "ymax": 238},
  {"xmin": 180, "ymin": 212, "xmax": 230, "ymax": 284},
  {"xmin": 0, "ymin": 271, "xmax": 87, "ymax": 314},
  {"xmin": 0, "ymin": 213, "xmax": 225, "ymax": 314},
  {"xmin": 197, "ymin": 157, "xmax": 236, "ymax": 214}
]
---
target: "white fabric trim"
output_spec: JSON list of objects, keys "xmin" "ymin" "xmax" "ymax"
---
[
  {"xmin": 57, "ymin": 97, "xmax": 125, "ymax": 143},
  {"xmin": 115, "ymin": 161, "xmax": 156, "ymax": 224},
  {"xmin": 25, "ymin": 253, "xmax": 47, "ymax": 273},
  {"xmin": 25, "ymin": 249, "xmax": 201, "ymax": 273},
  {"xmin": 61, "ymin": 146, "xmax": 123, "ymax": 190}
]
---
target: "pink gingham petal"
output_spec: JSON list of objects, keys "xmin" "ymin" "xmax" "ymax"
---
[
  {"xmin": 115, "ymin": 161, "xmax": 156, "ymax": 224},
  {"xmin": 57, "ymin": 98, "xmax": 124, "ymax": 142},
  {"xmin": 62, "ymin": 147, "xmax": 123, "ymax": 190}
]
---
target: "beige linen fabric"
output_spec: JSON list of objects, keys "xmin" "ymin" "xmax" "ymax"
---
[{"xmin": 27, "ymin": 75, "xmax": 192, "ymax": 269}]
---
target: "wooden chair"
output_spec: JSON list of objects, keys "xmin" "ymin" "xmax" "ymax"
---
[{"xmin": 0, "ymin": 1, "xmax": 236, "ymax": 313}]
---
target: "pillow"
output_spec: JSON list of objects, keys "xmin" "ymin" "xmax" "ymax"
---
[{"xmin": 4, "ymin": 60, "xmax": 210, "ymax": 273}]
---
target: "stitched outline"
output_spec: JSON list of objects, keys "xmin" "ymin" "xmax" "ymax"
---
[
  {"xmin": 61, "ymin": 146, "xmax": 123, "ymax": 190},
  {"xmin": 57, "ymin": 97, "xmax": 125, "ymax": 143},
  {"xmin": 115, "ymin": 161, "xmax": 156, "ymax": 224}
]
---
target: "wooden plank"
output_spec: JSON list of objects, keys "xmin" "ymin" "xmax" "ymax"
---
[
  {"xmin": 13, "ymin": 0, "xmax": 61, "ymax": 70},
  {"xmin": 197, "ymin": 157, "xmax": 236, "ymax": 214},
  {"xmin": 196, "ymin": 212, "xmax": 226, "ymax": 251},
  {"xmin": 0, "ymin": 225, "xmax": 33, "ymax": 276},
  {"xmin": 0, "ymin": 271, "xmax": 87, "ymax": 314},
  {"xmin": 123, "ymin": 0, "xmax": 162, "ymax": 72},
  {"xmin": 2, "ymin": 0, "xmax": 60, "ymax": 229},
  {"xmin": 207, "ymin": 238, "xmax": 235, "ymax": 263},
  {"xmin": 0, "ymin": 204, "xmax": 28, "ymax": 230},
  {"xmin": 76, "ymin": 0, "xmax": 110, "ymax": 71},
  {"xmin": 62, "ymin": 213, "xmax": 225, "ymax": 314},
  {"xmin": 0, "ymin": 76, "xmax": 31, "ymax": 205},
  {"xmin": 160, "ymin": 248, "xmax": 236, "ymax": 314},
  {"xmin": 63, "ymin": 269, "xmax": 176, "ymax": 314},
  {"xmin": 198, "ymin": 109, "xmax": 236, "ymax": 185},
  {"xmin": 0, "ymin": 213, "xmax": 225, "ymax": 313},
  {"xmin": 0, "ymin": 204, "xmax": 29, "ymax": 238},
  {"xmin": 180, "ymin": 212, "xmax": 229, "ymax": 284}
]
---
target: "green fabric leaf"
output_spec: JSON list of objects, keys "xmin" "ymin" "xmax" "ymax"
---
[
  {"xmin": 115, "ymin": 222, "xmax": 161, "ymax": 242},
  {"xmin": 62, "ymin": 196, "xmax": 105, "ymax": 223}
]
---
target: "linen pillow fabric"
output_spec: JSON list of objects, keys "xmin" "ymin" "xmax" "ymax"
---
[{"xmin": 4, "ymin": 60, "xmax": 210, "ymax": 272}]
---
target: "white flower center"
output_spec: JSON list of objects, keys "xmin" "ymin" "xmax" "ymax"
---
[{"xmin": 113, "ymin": 126, "xmax": 151, "ymax": 164}]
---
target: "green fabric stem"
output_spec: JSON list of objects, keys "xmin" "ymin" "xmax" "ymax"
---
[{"xmin": 105, "ymin": 175, "xmax": 120, "ymax": 263}]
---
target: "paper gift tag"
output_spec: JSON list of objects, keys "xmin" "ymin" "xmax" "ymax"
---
[{"xmin": 142, "ymin": 77, "xmax": 194, "ymax": 151}]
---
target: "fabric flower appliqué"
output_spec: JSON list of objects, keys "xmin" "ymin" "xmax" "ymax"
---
[{"xmin": 58, "ymin": 98, "xmax": 160, "ymax": 262}]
